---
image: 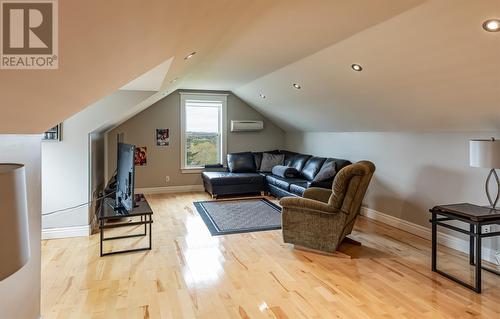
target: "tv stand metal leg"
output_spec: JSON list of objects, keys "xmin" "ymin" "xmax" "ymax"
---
[
  {"xmin": 470, "ymin": 224, "xmax": 475, "ymax": 265},
  {"xmin": 100, "ymin": 219, "xmax": 104, "ymax": 257},
  {"xmin": 475, "ymin": 228, "xmax": 482, "ymax": 293}
]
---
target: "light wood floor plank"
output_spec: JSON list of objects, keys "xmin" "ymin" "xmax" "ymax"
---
[{"xmin": 41, "ymin": 192, "xmax": 500, "ymax": 318}]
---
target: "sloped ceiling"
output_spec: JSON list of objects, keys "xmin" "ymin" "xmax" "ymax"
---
[
  {"xmin": 120, "ymin": 58, "xmax": 173, "ymax": 91},
  {"xmin": 1, "ymin": 0, "xmax": 498, "ymax": 133},
  {"xmin": 233, "ymin": 0, "xmax": 500, "ymax": 132},
  {"xmin": 0, "ymin": 0, "xmax": 270, "ymax": 133}
]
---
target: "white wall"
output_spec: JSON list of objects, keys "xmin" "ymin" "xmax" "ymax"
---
[
  {"xmin": 89, "ymin": 132, "xmax": 106, "ymax": 229},
  {"xmin": 286, "ymin": 131, "xmax": 500, "ymax": 251},
  {"xmin": 42, "ymin": 91, "xmax": 154, "ymax": 230},
  {"xmin": 0, "ymin": 135, "xmax": 41, "ymax": 319}
]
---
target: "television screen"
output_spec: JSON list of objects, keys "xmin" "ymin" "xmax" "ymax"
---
[{"xmin": 116, "ymin": 143, "xmax": 135, "ymax": 212}]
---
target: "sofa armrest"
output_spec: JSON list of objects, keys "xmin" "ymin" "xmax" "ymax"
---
[
  {"xmin": 279, "ymin": 197, "xmax": 339, "ymax": 215},
  {"xmin": 303, "ymin": 187, "xmax": 332, "ymax": 203}
]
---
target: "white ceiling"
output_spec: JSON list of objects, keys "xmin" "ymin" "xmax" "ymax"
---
[
  {"xmin": 120, "ymin": 58, "xmax": 173, "ymax": 91},
  {"xmin": 1, "ymin": 0, "xmax": 498, "ymax": 133}
]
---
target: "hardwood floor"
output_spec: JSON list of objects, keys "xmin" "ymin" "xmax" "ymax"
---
[{"xmin": 41, "ymin": 192, "xmax": 500, "ymax": 319}]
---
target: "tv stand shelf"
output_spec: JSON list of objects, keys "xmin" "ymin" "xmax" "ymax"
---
[{"xmin": 99, "ymin": 194, "xmax": 153, "ymax": 256}]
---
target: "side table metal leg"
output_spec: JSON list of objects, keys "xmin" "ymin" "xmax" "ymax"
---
[
  {"xmin": 475, "ymin": 228, "xmax": 482, "ymax": 293},
  {"xmin": 142, "ymin": 215, "xmax": 146, "ymax": 235},
  {"xmin": 470, "ymin": 224, "xmax": 475, "ymax": 265},
  {"xmin": 431, "ymin": 213, "xmax": 437, "ymax": 272},
  {"xmin": 149, "ymin": 214, "xmax": 152, "ymax": 250}
]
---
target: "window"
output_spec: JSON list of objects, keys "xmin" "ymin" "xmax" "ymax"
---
[{"xmin": 180, "ymin": 92, "xmax": 227, "ymax": 173}]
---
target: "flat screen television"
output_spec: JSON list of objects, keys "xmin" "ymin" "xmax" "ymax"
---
[{"xmin": 115, "ymin": 142, "xmax": 135, "ymax": 212}]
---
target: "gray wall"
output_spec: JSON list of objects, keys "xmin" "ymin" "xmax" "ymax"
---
[
  {"xmin": 89, "ymin": 132, "xmax": 105, "ymax": 230},
  {"xmin": 0, "ymin": 135, "xmax": 41, "ymax": 319},
  {"xmin": 107, "ymin": 90, "xmax": 285, "ymax": 188},
  {"xmin": 286, "ymin": 131, "xmax": 498, "ymax": 227}
]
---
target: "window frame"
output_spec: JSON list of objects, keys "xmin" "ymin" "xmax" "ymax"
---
[{"xmin": 179, "ymin": 92, "xmax": 228, "ymax": 173}]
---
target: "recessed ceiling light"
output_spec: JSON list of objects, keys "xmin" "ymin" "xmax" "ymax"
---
[
  {"xmin": 184, "ymin": 52, "xmax": 197, "ymax": 60},
  {"xmin": 292, "ymin": 83, "xmax": 301, "ymax": 89},
  {"xmin": 351, "ymin": 64, "xmax": 363, "ymax": 72},
  {"xmin": 483, "ymin": 19, "xmax": 500, "ymax": 32},
  {"xmin": 259, "ymin": 94, "xmax": 266, "ymax": 99}
]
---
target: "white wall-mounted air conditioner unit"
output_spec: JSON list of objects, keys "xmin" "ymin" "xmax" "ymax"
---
[{"xmin": 230, "ymin": 120, "xmax": 264, "ymax": 132}]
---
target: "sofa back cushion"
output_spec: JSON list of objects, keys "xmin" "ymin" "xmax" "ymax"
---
[
  {"xmin": 252, "ymin": 152, "xmax": 263, "ymax": 170},
  {"xmin": 300, "ymin": 157, "xmax": 327, "ymax": 181},
  {"xmin": 252, "ymin": 150, "xmax": 280, "ymax": 171},
  {"xmin": 260, "ymin": 153, "xmax": 285, "ymax": 172},
  {"xmin": 280, "ymin": 150, "xmax": 297, "ymax": 162},
  {"xmin": 311, "ymin": 158, "xmax": 352, "ymax": 183},
  {"xmin": 285, "ymin": 154, "xmax": 311, "ymax": 171},
  {"xmin": 312, "ymin": 160, "xmax": 336, "ymax": 183},
  {"xmin": 227, "ymin": 152, "xmax": 256, "ymax": 173},
  {"xmin": 326, "ymin": 158, "xmax": 351, "ymax": 172}
]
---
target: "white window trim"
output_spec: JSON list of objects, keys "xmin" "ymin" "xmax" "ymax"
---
[{"xmin": 179, "ymin": 92, "xmax": 228, "ymax": 173}]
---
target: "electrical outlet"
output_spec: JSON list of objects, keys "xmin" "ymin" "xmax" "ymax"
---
[
  {"xmin": 482, "ymin": 225, "xmax": 491, "ymax": 234},
  {"xmin": 495, "ymin": 252, "xmax": 500, "ymax": 266},
  {"xmin": 165, "ymin": 176, "xmax": 170, "ymax": 183}
]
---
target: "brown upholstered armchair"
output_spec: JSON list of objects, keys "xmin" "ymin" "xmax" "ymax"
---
[{"xmin": 279, "ymin": 161, "xmax": 375, "ymax": 253}]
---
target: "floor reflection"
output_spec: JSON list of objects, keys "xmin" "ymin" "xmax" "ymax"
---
[{"xmin": 181, "ymin": 214, "xmax": 225, "ymax": 288}]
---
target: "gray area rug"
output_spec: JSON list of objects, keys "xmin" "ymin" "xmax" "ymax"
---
[{"xmin": 193, "ymin": 198, "xmax": 281, "ymax": 235}]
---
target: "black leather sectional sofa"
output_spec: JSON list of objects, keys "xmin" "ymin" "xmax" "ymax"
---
[{"xmin": 201, "ymin": 150, "xmax": 351, "ymax": 198}]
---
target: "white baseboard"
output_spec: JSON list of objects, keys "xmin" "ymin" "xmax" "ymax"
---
[
  {"xmin": 135, "ymin": 184, "xmax": 204, "ymax": 195},
  {"xmin": 42, "ymin": 225, "xmax": 90, "ymax": 240},
  {"xmin": 360, "ymin": 207, "xmax": 499, "ymax": 265}
]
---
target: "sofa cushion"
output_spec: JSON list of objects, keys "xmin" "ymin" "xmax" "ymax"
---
[
  {"xmin": 312, "ymin": 159, "xmax": 336, "ymax": 183},
  {"xmin": 285, "ymin": 153, "xmax": 311, "ymax": 171},
  {"xmin": 266, "ymin": 175, "xmax": 307, "ymax": 191},
  {"xmin": 280, "ymin": 150, "xmax": 298, "ymax": 162},
  {"xmin": 301, "ymin": 157, "xmax": 327, "ymax": 181},
  {"xmin": 289, "ymin": 182, "xmax": 309, "ymax": 196},
  {"xmin": 260, "ymin": 153, "xmax": 285, "ymax": 172},
  {"xmin": 310, "ymin": 179, "xmax": 334, "ymax": 189},
  {"xmin": 312, "ymin": 158, "xmax": 352, "ymax": 184},
  {"xmin": 202, "ymin": 171, "xmax": 264, "ymax": 186},
  {"xmin": 326, "ymin": 158, "xmax": 351, "ymax": 171},
  {"xmin": 227, "ymin": 152, "xmax": 256, "ymax": 173},
  {"xmin": 252, "ymin": 152, "xmax": 263, "ymax": 170},
  {"xmin": 271, "ymin": 165, "xmax": 300, "ymax": 178}
]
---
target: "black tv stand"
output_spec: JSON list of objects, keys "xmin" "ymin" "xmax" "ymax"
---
[
  {"xmin": 99, "ymin": 194, "xmax": 153, "ymax": 256},
  {"xmin": 106, "ymin": 201, "xmax": 122, "ymax": 211}
]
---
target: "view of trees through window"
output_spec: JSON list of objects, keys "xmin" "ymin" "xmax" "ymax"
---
[
  {"xmin": 186, "ymin": 133, "xmax": 219, "ymax": 166},
  {"xmin": 185, "ymin": 102, "xmax": 221, "ymax": 167}
]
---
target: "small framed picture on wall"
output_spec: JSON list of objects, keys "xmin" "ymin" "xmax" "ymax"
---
[
  {"xmin": 134, "ymin": 146, "xmax": 147, "ymax": 166},
  {"xmin": 156, "ymin": 128, "xmax": 170, "ymax": 147}
]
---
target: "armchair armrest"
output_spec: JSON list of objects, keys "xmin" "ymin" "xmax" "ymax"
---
[
  {"xmin": 303, "ymin": 187, "xmax": 332, "ymax": 203},
  {"xmin": 279, "ymin": 197, "xmax": 339, "ymax": 215}
]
